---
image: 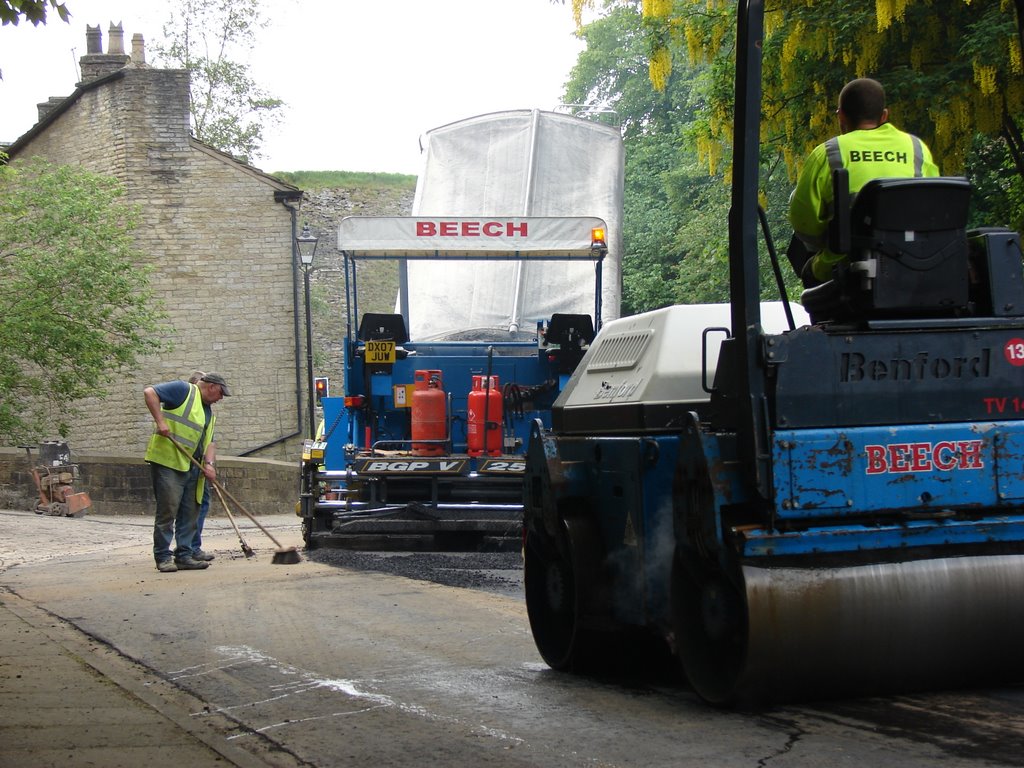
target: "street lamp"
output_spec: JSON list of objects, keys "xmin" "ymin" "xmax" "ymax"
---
[{"xmin": 297, "ymin": 223, "xmax": 319, "ymax": 439}]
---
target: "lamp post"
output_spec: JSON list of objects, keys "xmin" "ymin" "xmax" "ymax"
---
[{"xmin": 297, "ymin": 223, "xmax": 319, "ymax": 439}]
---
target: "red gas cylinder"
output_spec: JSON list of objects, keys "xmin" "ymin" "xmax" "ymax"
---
[
  {"xmin": 411, "ymin": 370, "xmax": 446, "ymax": 456},
  {"xmin": 467, "ymin": 375, "xmax": 503, "ymax": 456}
]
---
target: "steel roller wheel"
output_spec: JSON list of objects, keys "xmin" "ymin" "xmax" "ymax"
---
[
  {"xmin": 671, "ymin": 549, "xmax": 748, "ymax": 705},
  {"xmin": 740, "ymin": 555, "xmax": 1024, "ymax": 702},
  {"xmin": 524, "ymin": 515, "xmax": 605, "ymax": 671}
]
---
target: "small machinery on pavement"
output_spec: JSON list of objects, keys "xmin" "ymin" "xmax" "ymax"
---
[{"xmin": 24, "ymin": 440, "xmax": 92, "ymax": 517}]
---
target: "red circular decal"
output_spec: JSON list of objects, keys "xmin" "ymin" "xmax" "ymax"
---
[{"xmin": 1005, "ymin": 338, "xmax": 1024, "ymax": 366}]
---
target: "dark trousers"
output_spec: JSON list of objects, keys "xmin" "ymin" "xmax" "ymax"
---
[{"xmin": 150, "ymin": 461, "xmax": 200, "ymax": 563}]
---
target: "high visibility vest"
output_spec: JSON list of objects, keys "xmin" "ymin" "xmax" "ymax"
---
[
  {"xmin": 789, "ymin": 123, "xmax": 939, "ymax": 280},
  {"xmin": 145, "ymin": 383, "xmax": 215, "ymax": 500}
]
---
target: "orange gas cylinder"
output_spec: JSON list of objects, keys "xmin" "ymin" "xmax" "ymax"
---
[
  {"xmin": 411, "ymin": 370, "xmax": 446, "ymax": 456},
  {"xmin": 467, "ymin": 375, "xmax": 503, "ymax": 456}
]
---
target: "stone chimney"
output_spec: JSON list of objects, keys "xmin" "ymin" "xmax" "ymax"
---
[
  {"xmin": 86, "ymin": 24, "xmax": 101, "ymax": 54},
  {"xmin": 78, "ymin": 22, "xmax": 131, "ymax": 83},
  {"xmin": 36, "ymin": 96, "xmax": 67, "ymax": 122},
  {"xmin": 131, "ymin": 33, "xmax": 147, "ymax": 66},
  {"xmin": 108, "ymin": 22, "xmax": 125, "ymax": 55}
]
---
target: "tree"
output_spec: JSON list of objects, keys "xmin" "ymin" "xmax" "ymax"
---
[
  {"xmin": 631, "ymin": 0, "xmax": 1024, "ymax": 181},
  {"xmin": 151, "ymin": 0, "xmax": 283, "ymax": 163},
  {"xmin": 566, "ymin": 0, "xmax": 1022, "ymax": 306},
  {"xmin": 0, "ymin": 157, "xmax": 167, "ymax": 443},
  {"xmin": 0, "ymin": 0, "xmax": 69, "ymax": 26},
  {"xmin": 564, "ymin": 2, "xmax": 802, "ymax": 310},
  {"xmin": 967, "ymin": 134, "xmax": 1024, "ymax": 231},
  {"xmin": 565, "ymin": 3, "xmax": 698, "ymax": 312}
]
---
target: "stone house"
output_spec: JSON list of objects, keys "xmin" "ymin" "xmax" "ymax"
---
[{"xmin": 3, "ymin": 23, "xmax": 310, "ymax": 461}]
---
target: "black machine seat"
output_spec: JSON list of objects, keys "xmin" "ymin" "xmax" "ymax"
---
[
  {"xmin": 358, "ymin": 312, "xmax": 409, "ymax": 344},
  {"xmin": 546, "ymin": 313, "xmax": 596, "ymax": 348},
  {"xmin": 802, "ymin": 176, "xmax": 972, "ymax": 322},
  {"xmin": 545, "ymin": 313, "xmax": 596, "ymax": 374}
]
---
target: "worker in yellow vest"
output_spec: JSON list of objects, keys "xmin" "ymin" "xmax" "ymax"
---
[
  {"xmin": 788, "ymin": 78, "xmax": 940, "ymax": 285},
  {"xmin": 187, "ymin": 370, "xmax": 217, "ymax": 563},
  {"xmin": 143, "ymin": 373, "xmax": 230, "ymax": 572}
]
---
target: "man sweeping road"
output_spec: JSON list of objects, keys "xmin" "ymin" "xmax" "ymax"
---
[{"xmin": 143, "ymin": 373, "xmax": 230, "ymax": 572}]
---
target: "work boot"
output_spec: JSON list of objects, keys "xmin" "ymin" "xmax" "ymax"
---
[
  {"xmin": 192, "ymin": 549, "xmax": 215, "ymax": 561},
  {"xmin": 174, "ymin": 556, "xmax": 210, "ymax": 570},
  {"xmin": 156, "ymin": 560, "xmax": 178, "ymax": 573}
]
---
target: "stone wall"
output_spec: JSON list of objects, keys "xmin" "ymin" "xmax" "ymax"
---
[
  {"xmin": 10, "ymin": 53, "xmax": 305, "ymax": 462},
  {"xmin": 4, "ymin": 26, "xmax": 417, "ymax": 477},
  {"xmin": 299, "ymin": 186, "xmax": 414, "ymax": 402},
  {"xmin": 0, "ymin": 447, "xmax": 297, "ymax": 517}
]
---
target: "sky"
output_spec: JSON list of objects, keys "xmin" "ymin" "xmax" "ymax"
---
[{"xmin": 0, "ymin": 0, "xmax": 587, "ymax": 175}]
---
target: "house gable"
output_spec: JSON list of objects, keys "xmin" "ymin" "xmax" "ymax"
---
[{"xmin": 6, "ymin": 23, "xmax": 307, "ymax": 460}]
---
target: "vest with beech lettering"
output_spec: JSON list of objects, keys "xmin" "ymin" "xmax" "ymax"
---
[{"xmin": 789, "ymin": 122, "xmax": 940, "ymax": 280}]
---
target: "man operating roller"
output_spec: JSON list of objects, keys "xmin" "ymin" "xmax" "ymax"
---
[{"xmin": 788, "ymin": 77, "xmax": 940, "ymax": 286}]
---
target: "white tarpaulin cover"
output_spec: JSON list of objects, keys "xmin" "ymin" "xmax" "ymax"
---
[
  {"xmin": 338, "ymin": 216, "xmax": 607, "ymax": 258},
  {"xmin": 405, "ymin": 110, "xmax": 624, "ymax": 340}
]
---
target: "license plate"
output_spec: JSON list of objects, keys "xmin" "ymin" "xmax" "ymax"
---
[{"xmin": 365, "ymin": 340, "xmax": 396, "ymax": 364}]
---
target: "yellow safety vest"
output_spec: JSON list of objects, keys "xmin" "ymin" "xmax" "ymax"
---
[
  {"xmin": 789, "ymin": 123, "xmax": 940, "ymax": 281},
  {"xmin": 144, "ymin": 383, "xmax": 216, "ymax": 501}
]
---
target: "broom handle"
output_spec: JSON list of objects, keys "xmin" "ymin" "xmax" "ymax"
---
[
  {"xmin": 211, "ymin": 480, "xmax": 250, "ymax": 549},
  {"xmin": 167, "ymin": 435, "xmax": 285, "ymax": 549},
  {"xmin": 212, "ymin": 481, "xmax": 285, "ymax": 549}
]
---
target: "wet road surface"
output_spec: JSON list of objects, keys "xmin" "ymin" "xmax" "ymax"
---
[{"xmin": 2, "ymin": 509, "xmax": 1023, "ymax": 767}]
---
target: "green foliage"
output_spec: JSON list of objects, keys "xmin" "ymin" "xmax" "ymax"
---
[
  {"xmin": 0, "ymin": 0, "xmax": 69, "ymax": 26},
  {"xmin": 660, "ymin": 0, "xmax": 1024, "ymax": 182},
  {"xmin": 274, "ymin": 170, "xmax": 417, "ymax": 191},
  {"xmin": 0, "ymin": 157, "xmax": 167, "ymax": 443},
  {"xmin": 567, "ymin": 4, "xmax": 734, "ymax": 312},
  {"xmin": 966, "ymin": 134, "xmax": 1024, "ymax": 232},
  {"xmin": 565, "ymin": 0, "xmax": 1023, "ymax": 313},
  {"xmin": 565, "ymin": 4, "xmax": 669, "ymax": 140},
  {"xmin": 664, "ymin": 162, "xmax": 731, "ymax": 304},
  {"xmin": 151, "ymin": 0, "xmax": 282, "ymax": 163},
  {"xmin": 621, "ymin": 137, "xmax": 683, "ymax": 312},
  {"xmin": 566, "ymin": 3, "xmax": 799, "ymax": 311},
  {"xmin": 767, "ymin": 0, "xmax": 1021, "ymax": 178},
  {"xmin": 0, "ymin": 0, "xmax": 70, "ymax": 80}
]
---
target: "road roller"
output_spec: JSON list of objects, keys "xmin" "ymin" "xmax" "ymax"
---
[{"xmin": 522, "ymin": 0, "xmax": 1024, "ymax": 705}]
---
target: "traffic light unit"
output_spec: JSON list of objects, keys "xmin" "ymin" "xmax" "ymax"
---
[{"xmin": 314, "ymin": 376, "xmax": 329, "ymax": 402}]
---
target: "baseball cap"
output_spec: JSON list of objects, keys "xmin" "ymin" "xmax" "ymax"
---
[{"xmin": 201, "ymin": 373, "xmax": 231, "ymax": 396}]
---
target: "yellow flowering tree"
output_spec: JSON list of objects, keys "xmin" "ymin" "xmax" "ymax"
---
[
  {"xmin": 574, "ymin": 0, "xmax": 1022, "ymax": 177},
  {"xmin": 564, "ymin": 0, "xmax": 1023, "ymax": 303},
  {"xmin": 659, "ymin": 0, "xmax": 1022, "ymax": 179},
  {"xmin": 565, "ymin": 1, "xmax": 805, "ymax": 306}
]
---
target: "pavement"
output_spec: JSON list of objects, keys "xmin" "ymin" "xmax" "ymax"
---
[{"xmin": 0, "ymin": 508, "xmax": 306, "ymax": 768}]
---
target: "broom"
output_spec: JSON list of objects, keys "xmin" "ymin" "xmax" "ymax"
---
[
  {"xmin": 168, "ymin": 436, "xmax": 301, "ymax": 564},
  {"xmin": 212, "ymin": 480, "xmax": 302, "ymax": 565},
  {"xmin": 211, "ymin": 480, "xmax": 255, "ymax": 558}
]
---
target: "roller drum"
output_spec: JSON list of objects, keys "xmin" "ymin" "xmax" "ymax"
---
[{"xmin": 737, "ymin": 555, "xmax": 1024, "ymax": 702}]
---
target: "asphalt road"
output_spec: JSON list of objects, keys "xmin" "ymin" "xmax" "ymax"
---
[{"xmin": 2, "ymin": 509, "xmax": 1024, "ymax": 767}]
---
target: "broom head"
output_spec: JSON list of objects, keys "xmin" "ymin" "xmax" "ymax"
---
[{"xmin": 272, "ymin": 547, "xmax": 301, "ymax": 565}]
